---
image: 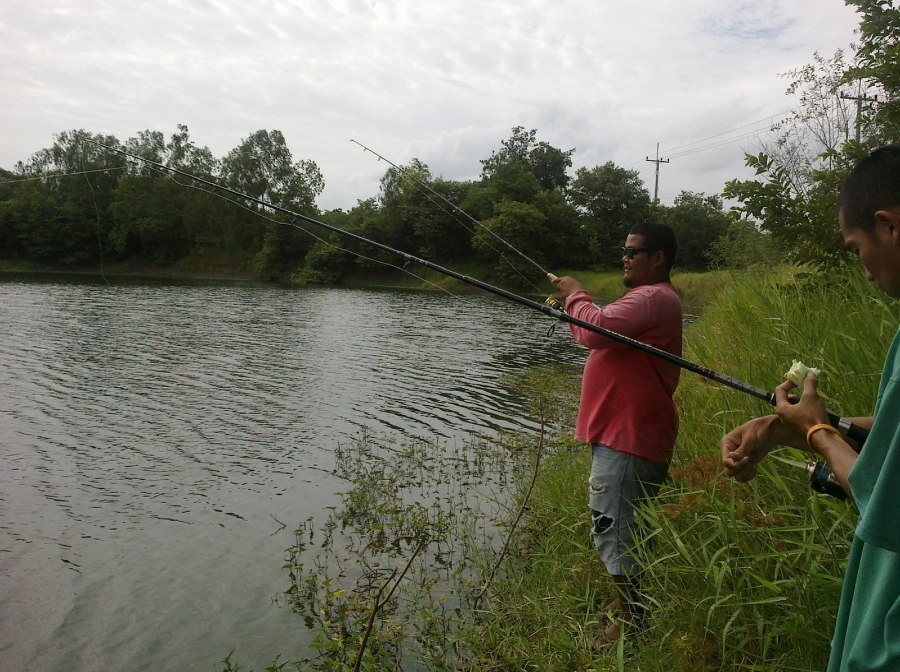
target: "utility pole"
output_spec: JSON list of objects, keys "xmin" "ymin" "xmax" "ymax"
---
[
  {"xmin": 840, "ymin": 92, "xmax": 878, "ymax": 143},
  {"xmin": 645, "ymin": 143, "xmax": 669, "ymax": 205}
]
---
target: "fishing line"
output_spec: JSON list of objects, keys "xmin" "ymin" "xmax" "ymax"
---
[
  {"xmin": 351, "ymin": 140, "xmax": 542, "ymax": 292},
  {"xmin": 157, "ymin": 167, "xmax": 457, "ymax": 296},
  {"xmin": 0, "ymin": 165, "xmax": 127, "ymax": 186},
  {"xmin": 80, "ymin": 147, "xmax": 113, "ymax": 287},
  {"xmin": 350, "ymin": 139, "xmax": 554, "ymax": 292},
  {"xmin": 93, "ymin": 141, "xmax": 869, "ymax": 453}
]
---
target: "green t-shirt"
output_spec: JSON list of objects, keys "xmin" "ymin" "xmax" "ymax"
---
[{"xmin": 829, "ymin": 327, "xmax": 900, "ymax": 671}]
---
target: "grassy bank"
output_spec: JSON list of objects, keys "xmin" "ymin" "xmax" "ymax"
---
[
  {"xmin": 465, "ymin": 265, "xmax": 898, "ymax": 671},
  {"xmin": 0, "ymin": 253, "xmax": 258, "ymax": 282}
]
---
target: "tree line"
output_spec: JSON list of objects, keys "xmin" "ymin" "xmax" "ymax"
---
[
  {"xmin": 0, "ymin": 124, "xmax": 741, "ymax": 284},
  {"xmin": 2, "ymin": 0, "xmax": 895, "ymax": 285}
]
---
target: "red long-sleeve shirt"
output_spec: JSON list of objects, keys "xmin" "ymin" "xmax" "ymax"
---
[{"xmin": 565, "ymin": 283, "xmax": 683, "ymax": 464}]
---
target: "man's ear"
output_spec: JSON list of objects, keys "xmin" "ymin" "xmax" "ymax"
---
[
  {"xmin": 651, "ymin": 249, "xmax": 667, "ymax": 270},
  {"xmin": 874, "ymin": 208, "xmax": 900, "ymax": 245}
]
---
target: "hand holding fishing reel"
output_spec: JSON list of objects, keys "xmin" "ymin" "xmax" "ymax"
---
[
  {"xmin": 544, "ymin": 273, "xmax": 566, "ymax": 313},
  {"xmin": 776, "ymin": 365, "xmax": 863, "ymax": 501},
  {"xmin": 805, "ymin": 426, "xmax": 863, "ymax": 501},
  {"xmin": 542, "ymin": 273, "xmax": 567, "ymax": 336}
]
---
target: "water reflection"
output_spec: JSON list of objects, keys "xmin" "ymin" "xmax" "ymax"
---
[{"xmin": 0, "ymin": 277, "xmax": 583, "ymax": 672}]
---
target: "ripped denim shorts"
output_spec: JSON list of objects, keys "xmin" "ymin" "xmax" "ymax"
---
[{"xmin": 588, "ymin": 443, "xmax": 669, "ymax": 576}]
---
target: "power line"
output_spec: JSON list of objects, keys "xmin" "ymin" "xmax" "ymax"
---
[
  {"xmin": 666, "ymin": 126, "xmax": 777, "ymax": 160},
  {"xmin": 640, "ymin": 112, "xmax": 791, "ymax": 203},
  {"xmin": 663, "ymin": 110, "xmax": 791, "ymax": 155}
]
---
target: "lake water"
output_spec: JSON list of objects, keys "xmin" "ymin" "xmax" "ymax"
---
[{"xmin": 0, "ymin": 276, "xmax": 583, "ymax": 672}]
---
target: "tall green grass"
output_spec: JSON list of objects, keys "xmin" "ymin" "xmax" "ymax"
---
[
  {"xmin": 467, "ymin": 265, "xmax": 899, "ymax": 671},
  {"xmin": 639, "ymin": 268, "xmax": 897, "ymax": 670}
]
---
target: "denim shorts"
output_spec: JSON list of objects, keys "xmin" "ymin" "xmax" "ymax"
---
[{"xmin": 588, "ymin": 443, "xmax": 669, "ymax": 576}]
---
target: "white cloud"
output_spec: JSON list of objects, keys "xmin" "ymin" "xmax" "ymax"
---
[{"xmin": 0, "ymin": 0, "xmax": 859, "ymax": 209}]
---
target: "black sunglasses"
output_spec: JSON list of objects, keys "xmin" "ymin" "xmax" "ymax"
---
[{"xmin": 621, "ymin": 247, "xmax": 650, "ymax": 259}]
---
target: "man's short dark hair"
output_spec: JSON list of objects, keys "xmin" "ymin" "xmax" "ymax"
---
[
  {"xmin": 629, "ymin": 222, "xmax": 677, "ymax": 272},
  {"xmin": 840, "ymin": 145, "xmax": 900, "ymax": 234}
]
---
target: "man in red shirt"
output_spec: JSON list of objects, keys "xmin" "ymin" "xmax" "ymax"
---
[{"xmin": 553, "ymin": 222, "xmax": 682, "ymax": 643}]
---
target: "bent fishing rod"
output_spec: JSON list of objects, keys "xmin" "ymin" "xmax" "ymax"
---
[
  {"xmin": 350, "ymin": 139, "xmax": 555, "ymax": 281},
  {"xmin": 95, "ymin": 141, "xmax": 869, "ymax": 450}
]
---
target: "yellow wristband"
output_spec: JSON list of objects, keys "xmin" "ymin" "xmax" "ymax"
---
[{"xmin": 806, "ymin": 423, "xmax": 840, "ymax": 450}]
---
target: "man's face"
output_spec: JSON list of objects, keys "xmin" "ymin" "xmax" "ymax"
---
[
  {"xmin": 622, "ymin": 233, "xmax": 658, "ymax": 288},
  {"xmin": 840, "ymin": 209, "xmax": 900, "ymax": 298}
]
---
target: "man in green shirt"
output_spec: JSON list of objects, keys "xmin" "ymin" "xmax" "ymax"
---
[{"xmin": 720, "ymin": 145, "xmax": 900, "ymax": 671}]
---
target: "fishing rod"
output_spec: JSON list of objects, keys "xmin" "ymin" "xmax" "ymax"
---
[
  {"xmin": 94, "ymin": 142, "xmax": 868, "ymax": 469},
  {"xmin": 350, "ymin": 139, "xmax": 556, "ymax": 282}
]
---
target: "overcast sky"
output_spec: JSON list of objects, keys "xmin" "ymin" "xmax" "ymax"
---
[{"xmin": 1, "ymin": 1, "xmax": 860, "ymax": 211}]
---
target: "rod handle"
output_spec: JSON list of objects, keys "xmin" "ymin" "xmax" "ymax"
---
[{"xmin": 831, "ymin": 415, "xmax": 868, "ymax": 450}]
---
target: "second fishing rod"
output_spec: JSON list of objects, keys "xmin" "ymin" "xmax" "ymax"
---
[{"xmin": 97, "ymin": 142, "xmax": 866, "ymax": 495}]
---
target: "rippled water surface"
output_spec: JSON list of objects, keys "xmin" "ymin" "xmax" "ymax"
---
[{"xmin": 0, "ymin": 277, "xmax": 582, "ymax": 672}]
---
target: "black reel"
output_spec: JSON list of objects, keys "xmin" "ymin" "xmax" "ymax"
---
[{"xmin": 808, "ymin": 460, "xmax": 848, "ymax": 500}]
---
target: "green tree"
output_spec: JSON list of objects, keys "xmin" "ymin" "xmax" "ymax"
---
[
  {"xmin": 221, "ymin": 129, "xmax": 323, "ymax": 211},
  {"xmin": 221, "ymin": 130, "xmax": 324, "ymax": 280},
  {"xmin": 409, "ymin": 177, "xmax": 473, "ymax": 262},
  {"xmin": 375, "ymin": 161, "xmax": 429, "ymax": 255},
  {"xmin": 0, "ymin": 168, "xmax": 21, "ymax": 254},
  {"xmin": 106, "ymin": 126, "xmax": 223, "ymax": 266},
  {"xmin": 464, "ymin": 127, "xmax": 578, "ymax": 280},
  {"xmin": 165, "ymin": 124, "xmax": 218, "ymax": 175},
  {"xmin": 722, "ymin": 2, "xmax": 900, "ymax": 269},
  {"xmin": 373, "ymin": 159, "xmax": 473, "ymax": 263},
  {"xmin": 473, "ymin": 200, "xmax": 549, "ymax": 283},
  {"xmin": 724, "ymin": 152, "xmax": 849, "ymax": 269},
  {"xmin": 776, "ymin": 50, "xmax": 857, "ymax": 156},
  {"xmin": 479, "ymin": 126, "xmax": 574, "ymax": 192},
  {"xmin": 292, "ymin": 209, "xmax": 357, "ymax": 284},
  {"xmin": 475, "ymin": 126, "xmax": 574, "ymax": 207},
  {"xmin": 109, "ymin": 174, "xmax": 193, "ymax": 263},
  {"xmin": 568, "ymin": 162, "xmax": 652, "ymax": 267},
  {"xmin": 657, "ymin": 192, "xmax": 730, "ymax": 271},
  {"xmin": 11, "ymin": 130, "xmax": 124, "ymax": 264},
  {"xmin": 706, "ymin": 219, "xmax": 784, "ymax": 270}
]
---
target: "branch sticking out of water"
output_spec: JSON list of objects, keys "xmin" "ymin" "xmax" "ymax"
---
[
  {"xmin": 474, "ymin": 401, "xmax": 547, "ymax": 608},
  {"xmin": 354, "ymin": 539, "xmax": 427, "ymax": 672}
]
